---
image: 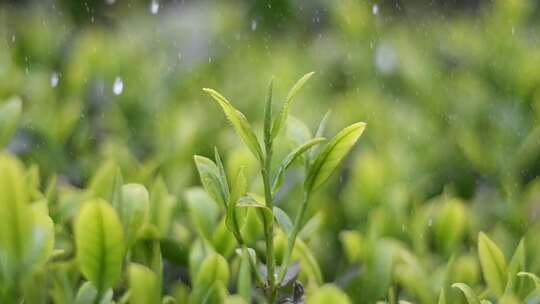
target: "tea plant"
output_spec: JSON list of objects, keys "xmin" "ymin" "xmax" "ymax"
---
[{"xmin": 196, "ymin": 72, "xmax": 366, "ymax": 302}]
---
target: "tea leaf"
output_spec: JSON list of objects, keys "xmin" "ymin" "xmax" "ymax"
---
[
  {"xmin": 305, "ymin": 122, "xmax": 366, "ymax": 191},
  {"xmin": 226, "ymin": 167, "xmax": 247, "ymax": 236},
  {"xmin": 75, "ymin": 199, "xmax": 125, "ymax": 293},
  {"xmin": 504, "ymin": 239, "xmax": 525, "ymax": 295},
  {"xmin": 307, "ymin": 284, "xmax": 351, "ymax": 304},
  {"xmin": 452, "ymin": 283, "xmax": 481, "ymax": 304},
  {"xmin": 147, "ymin": 177, "xmax": 175, "ymax": 238},
  {"xmin": 117, "ymin": 184, "xmax": 149, "ymax": 247},
  {"xmin": 478, "ymin": 232, "xmax": 507, "ymax": 296},
  {"xmin": 264, "ymin": 79, "xmax": 273, "ymax": 145},
  {"xmin": 273, "ymin": 206, "xmax": 293, "ymax": 236},
  {"xmin": 129, "ymin": 263, "xmax": 161, "ymax": 304},
  {"xmin": 517, "ymin": 272, "xmax": 540, "ymax": 295},
  {"xmin": 214, "ymin": 148, "xmax": 230, "ymax": 202},
  {"xmin": 0, "ymin": 97, "xmax": 22, "ymax": 148},
  {"xmin": 272, "ymin": 137, "xmax": 326, "ymax": 193},
  {"xmin": 203, "ymin": 88, "xmax": 263, "ymax": 162},
  {"xmin": 236, "ymin": 194, "xmax": 273, "ymax": 224},
  {"xmin": 74, "ymin": 281, "xmax": 113, "ymax": 304},
  {"xmin": 310, "ymin": 110, "xmax": 332, "ymax": 160},
  {"xmin": 193, "ymin": 253, "xmax": 230, "ymax": 301},
  {"xmin": 438, "ymin": 288, "xmax": 446, "ymax": 304},
  {"xmin": 194, "ymin": 155, "xmax": 227, "ymax": 209},
  {"xmin": 271, "ymin": 72, "xmax": 315, "ymax": 140},
  {"xmin": 237, "ymin": 249, "xmax": 252, "ymax": 302},
  {"xmin": 0, "ymin": 153, "xmax": 32, "ymax": 275}
]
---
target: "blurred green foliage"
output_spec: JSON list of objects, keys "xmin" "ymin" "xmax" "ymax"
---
[{"xmin": 2, "ymin": 0, "xmax": 540, "ymax": 302}]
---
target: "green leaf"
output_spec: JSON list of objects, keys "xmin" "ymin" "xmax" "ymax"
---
[
  {"xmin": 271, "ymin": 72, "xmax": 315, "ymax": 140},
  {"xmin": 75, "ymin": 281, "xmax": 113, "ymax": 304},
  {"xmin": 237, "ymin": 249, "xmax": 252, "ymax": 302},
  {"xmin": 185, "ymin": 188, "xmax": 220, "ymax": 240},
  {"xmin": 236, "ymin": 194, "xmax": 273, "ymax": 224},
  {"xmin": 129, "ymin": 263, "xmax": 161, "ymax": 304},
  {"xmin": 75, "ymin": 199, "xmax": 125, "ymax": 293},
  {"xmin": 504, "ymin": 239, "xmax": 525, "ymax": 295},
  {"xmin": 307, "ymin": 284, "xmax": 351, "ymax": 304},
  {"xmin": 264, "ymin": 79, "xmax": 274, "ymax": 145},
  {"xmin": 87, "ymin": 161, "xmax": 117, "ymax": 201},
  {"xmin": 194, "ymin": 253, "xmax": 229, "ymax": 290},
  {"xmin": 0, "ymin": 153, "xmax": 32, "ymax": 277},
  {"xmin": 517, "ymin": 272, "xmax": 540, "ymax": 296},
  {"xmin": 203, "ymin": 88, "xmax": 263, "ymax": 162},
  {"xmin": 147, "ymin": 177, "xmax": 175, "ymax": 238},
  {"xmin": 194, "ymin": 155, "xmax": 227, "ymax": 209},
  {"xmin": 310, "ymin": 110, "xmax": 332, "ymax": 160},
  {"xmin": 272, "ymin": 137, "xmax": 326, "ymax": 193},
  {"xmin": 452, "ymin": 283, "xmax": 481, "ymax": 304},
  {"xmin": 305, "ymin": 122, "xmax": 366, "ymax": 191},
  {"xmin": 0, "ymin": 97, "xmax": 22, "ymax": 148},
  {"xmin": 273, "ymin": 206, "xmax": 293, "ymax": 236},
  {"xmin": 214, "ymin": 148, "xmax": 230, "ymax": 202},
  {"xmin": 438, "ymin": 288, "xmax": 446, "ymax": 304},
  {"xmin": 226, "ymin": 167, "xmax": 247, "ymax": 236},
  {"xmin": 478, "ymin": 232, "xmax": 507, "ymax": 296},
  {"xmin": 116, "ymin": 184, "xmax": 149, "ymax": 247}
]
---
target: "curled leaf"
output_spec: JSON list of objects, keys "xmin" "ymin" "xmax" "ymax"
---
[{"xmin": 452, "ymin": 283, "xmax": 481, "ymax": 304}]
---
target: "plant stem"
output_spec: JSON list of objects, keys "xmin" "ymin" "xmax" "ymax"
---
[
  {"xmin": 262, "ymin": 143, "xmax": 277, "ymax": 302},
  {"xmin": 278, "ymin": 190, "xmax": 310, "ymax": 283}
]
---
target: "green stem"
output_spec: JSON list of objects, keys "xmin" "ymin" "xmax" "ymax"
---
[
  {"xmin": 261, "ymin": 145, "xmax": 277, "ymax": 302},
  {"xmin": 278, "ymin": 190, "xmax": 310, "ymax": 283}
]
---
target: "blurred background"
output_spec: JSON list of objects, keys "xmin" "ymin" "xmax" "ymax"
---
[{"xmin": 3, "ymin": 0, "xmax": 540, "ymax": 302}]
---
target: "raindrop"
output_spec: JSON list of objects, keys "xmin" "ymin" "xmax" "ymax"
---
[
  {"xmin": 251, "ymin": 19, "xmax": 257, "ymax": 31},
  {"xmin": 105, "ymin": 0, "xmax": 115, "ymax": 4},
  {"xmin": 372, "ymin": 4, "xmax": 379, "ymax": 15},
  {"xmin": 511, "ymin": 26, "xmax": 515, "ymax": 36},
  {"xmin": 113, "ymin": 77, "xmax": 124, "ymax": 95},
  {"xmin": 11, "ymin": 35, "xmax": 15, "ymax": 43},
  {"xmin": 150, "ymin": 0, "xmax": 159, "ymax": 15},
  {"xmin": 428, "ymin": 218, "xmax": 433, "ymax": 227},
  {"xmin": 178, "ymin": 52, "xmax": 182, "ymax": 60},
  {"xmin": 50, "ymin": 72, "xmax": 60, "ymax": 88},
  {"xmin": 375, "ymin": 42, "xmax": 397, "ymax": 74}
]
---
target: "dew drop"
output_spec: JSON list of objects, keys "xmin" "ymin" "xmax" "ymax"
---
[
  {"xmin": 50, "ymin": 72, "xmax": 60, "ymax": 88},
  {"xmin": 113, "ymin": 77, "xmax": 124, "ymax": 95},
  {"xmin": 150, "ymin": 0, "xmax": 159, "ymax": 15},
  {"xmin": 372, "ymin": 4, "xmax": 379, "ymax": 15}
]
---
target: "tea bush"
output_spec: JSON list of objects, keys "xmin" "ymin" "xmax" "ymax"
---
[{"xmin": 3, "ymin": 0, "xmax": 540, "ymax": 303}]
